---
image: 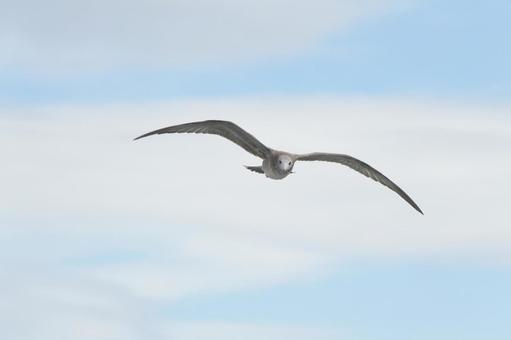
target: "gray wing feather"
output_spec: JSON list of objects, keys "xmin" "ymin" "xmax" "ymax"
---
[
  {"xmin": 296, "ymin": 152, "xmax": 423, "ymax": 214},
  {"xmin": 244, "ymin": 165, "xmax": 264, "ymax": 174},
  {"xmin": 134, "ymin": 120, "xmax": 271, "ymax": 159}
]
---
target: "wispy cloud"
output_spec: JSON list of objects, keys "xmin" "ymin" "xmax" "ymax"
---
[
  {"xmin": 1, "ymin": 96, "xmax": 510, "ymax": 338},
  {"xmin": 163, "ymin": 321, "xmax": 345, "ymax": 340},
  {"xmin": 0, "ymin": 0, "xmax": 410, "ymax": 71}
]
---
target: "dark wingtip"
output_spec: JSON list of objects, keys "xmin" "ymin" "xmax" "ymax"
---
[
  {"xmin": 133, "ymin": 132, "xmax": 154, "ymax": 141},
  {"xmin": 401, "ymin": 192, "xmax": 423, "ymax": 215},
  {"xmin": 412, "ymin": 203, "xmax": 424, "ymax": 215}
]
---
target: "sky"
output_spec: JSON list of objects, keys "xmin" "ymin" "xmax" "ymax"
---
[{"xmin": 1, "ymin": 1, "xmax": 511, "ymax": 339}]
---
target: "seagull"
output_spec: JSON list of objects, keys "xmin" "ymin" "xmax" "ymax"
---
[{"xmin": 135, "ymin": 120, "xmax": 423, "ymax": 214}]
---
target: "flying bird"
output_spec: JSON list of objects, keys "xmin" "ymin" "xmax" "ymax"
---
[{"xmin": 135, "ymin": 120, "xmax": 423, "ymax": 214}]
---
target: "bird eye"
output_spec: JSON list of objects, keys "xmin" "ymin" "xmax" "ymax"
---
[
  {"xmin": 288, "ymin": 162, "xmax": 291, "ymax": 166},
  {"xmin": 279, "ymin": 160, "xmax": 282, "ymax": 164}
]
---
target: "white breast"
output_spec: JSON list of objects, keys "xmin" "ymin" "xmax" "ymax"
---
[{"xmin": 262, "ymin": 159, "xmax": 288, "ymax": 180}]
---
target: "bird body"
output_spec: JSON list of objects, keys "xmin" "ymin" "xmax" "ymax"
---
[
  {"xmin": 135, "ymin": 120, "xmax": 423, "ymax": 214},
  {"xmin": 260, "ymin": 151, "xmax": 295, "ymax": 180}
]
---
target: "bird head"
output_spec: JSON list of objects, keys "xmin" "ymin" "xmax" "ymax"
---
[{"xmin": 276, "ymin": 154, "xmax": 294, "ymax": 173}]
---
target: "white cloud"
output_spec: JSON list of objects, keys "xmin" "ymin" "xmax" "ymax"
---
[
  {"xmin": 0, "ymin": 0, "xmax": 410, "ymax": 71},
  {"xmin": 1, "ymin": 96, "xmax": 511, "ymax": 339},
  {"xmin": 163, "ymin": 321, "xmax": 345, "ymax": 340}
]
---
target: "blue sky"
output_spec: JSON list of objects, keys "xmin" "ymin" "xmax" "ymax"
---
[
  {"xmin": 167, "ymin": 261, "xmax": 511, "ymax": 340},
  {"xmin": 2, "ymin": 0, "xmax": 510, "ymax": 105},
  {"xmin": 2, "ymin": 1, "xmax": 511, "ymax": 340}
]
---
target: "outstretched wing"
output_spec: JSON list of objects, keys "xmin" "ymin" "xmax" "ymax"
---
[
  {"xmin": 296, "ymin": 152, "xmax": 423, "ymax": 214},
  {"xmin": 134, "ymin": 120, "xmax": 271, "ymax": 159}
]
